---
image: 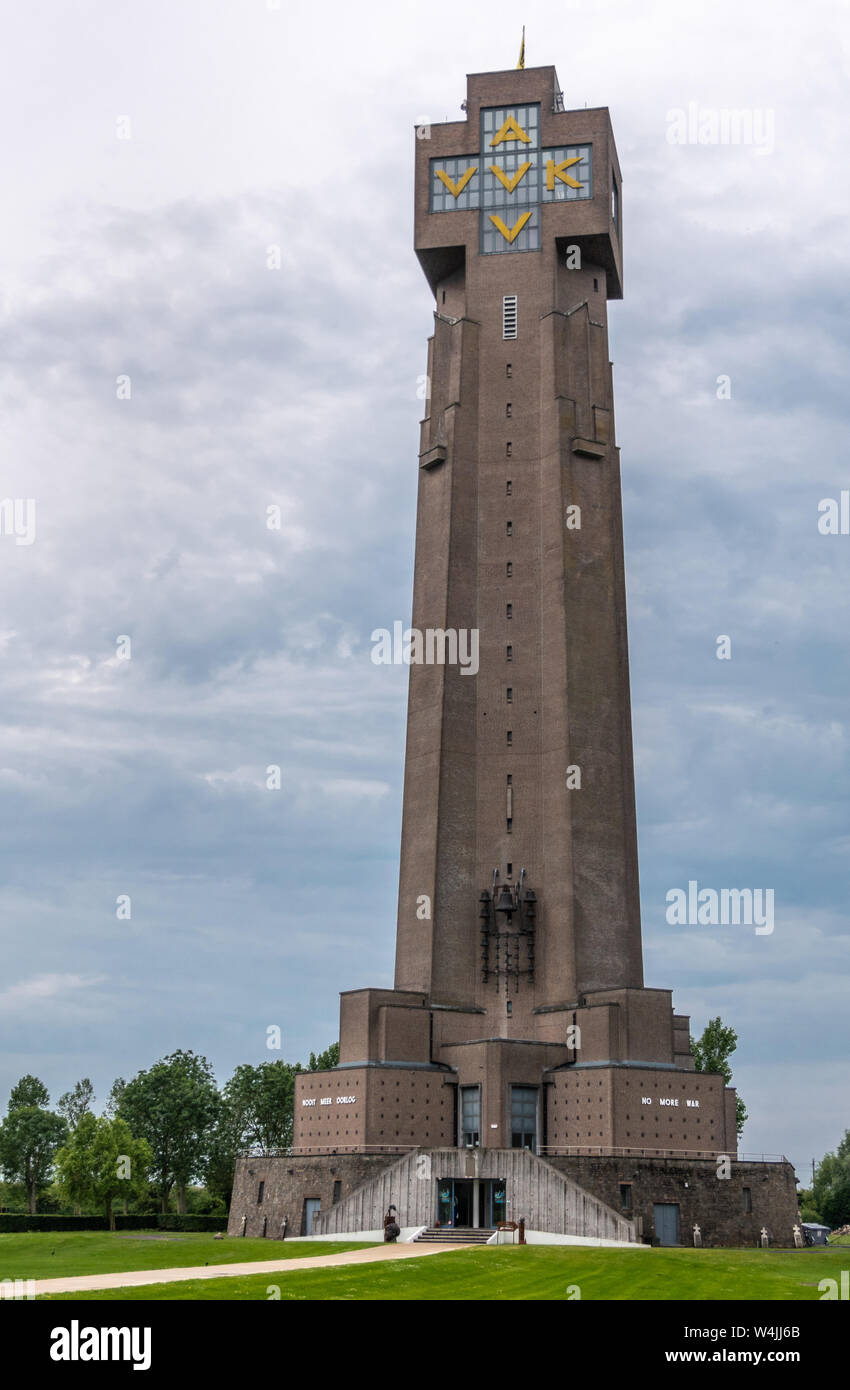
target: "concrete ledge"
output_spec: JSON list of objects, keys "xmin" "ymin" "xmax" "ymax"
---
[
  {"xmin": 419, "ymin": 444, "xmax": 447, "ymax": 470},
  {"xmin": 292, "ymin": 1228, "xmax": 420, "ymax": 1244},
  {"xmin": 571, "ymin": 437, "xmax": 607, "ymax": 459},
  {"xmin": 521, "ymin": 1230, "xmax": 650, "ymax": 1248}
]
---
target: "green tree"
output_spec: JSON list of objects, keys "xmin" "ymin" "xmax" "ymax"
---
[
  {"xmin": 203, "ymin": 1115, "xmax": 242, "ymax": 1213},
  {"xmin": 118, "ymin": 1051, "xmax": 219, "ymax": 1213},
  {"xmin": 55, "ymin": 1113, "xmax": 152, "ymax": 1229},
  {"xmin": 104, "ymin": 1078, "xmax": 126, "ymax": 1120},
  {"xmin": 0, "ymin": 1107, "xmax": 68, "ymax": 1213},
  {"xmin": 309, "ymin": 1042, "xmax": 340, "ymax": 1071},
  {"xmin": 8, "ymin": 1075, "xmax": 50, "ymax": 1110},
  {"xmin": 55, "ymin": 1111, "xmax": 98, "ymax": 1211},
  {"xmin": 797, "ymin": 1187, "xmax": 822, "ymax": 1224},
  {"xmin": 87, "ymin": 1115, "xmax": 152, "ymax": 1228},
  {"xmin": 222, "ymin": 1060, "xmax": 299, "ymax": 1155},
  {"xmin": 690, "ymin": 1016, "xmax": 747, "ymax": 1138},
  {"xmin": 813, "ymin": 1131, "xmax": 850, "ymax": 1229},
  {"xmin": 57, "ymin": 1079, "xmax": 95, "ymax": 1129}
]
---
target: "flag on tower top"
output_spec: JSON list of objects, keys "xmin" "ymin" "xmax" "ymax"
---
[{"xmin": 517, "ymin": 26, "xmax": 525, "ymax": 69}]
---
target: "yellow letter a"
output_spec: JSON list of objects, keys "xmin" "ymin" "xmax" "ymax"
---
[{"xmin": 490, "ymin": 116, "xmax": 531, "ymax": 146}]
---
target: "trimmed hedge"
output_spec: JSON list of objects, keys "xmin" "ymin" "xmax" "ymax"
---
[
  {"xmin": 0, "ymin": 1214, "xmax": 225, "ymax": 1234},
  {"xmin": 117, "ymin": 1215, "xmax": 225, "ymax": 1232}
]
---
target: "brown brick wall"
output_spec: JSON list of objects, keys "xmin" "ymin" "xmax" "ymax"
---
[
  {"xmin": 227, "ymin": 1153, "xmax": 396, "ymax": 1239},
  {"xmin": 293, "ymin": 1065, "xmax": 455, "ymax": 1155},
  {"xmin": 545, "ymin": 1066, "xmax": 732, "ymax": 1154},
  {"xmin": 547, "ymin": 1155, "xmax": 800, "ymax": 1248}
]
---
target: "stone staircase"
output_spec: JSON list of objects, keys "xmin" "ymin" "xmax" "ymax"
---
[
  {"xmin": 310, "ymin": 1146, "xmax": 635, "ymax": 1243},
  {"xmin": 414, "ymin": 1226, "xmax": 494, "ymax": 1245}
]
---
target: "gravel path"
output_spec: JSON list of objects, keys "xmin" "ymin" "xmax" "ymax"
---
[{"xmin": 35, "ymin": 1241, "xmax": 473, "ymax": 1295}]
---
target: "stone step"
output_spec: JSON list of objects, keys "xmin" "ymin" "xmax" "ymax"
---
[{"xmin": 414, "ymin": 1227, "xmax": 495, "ymax": 1244}]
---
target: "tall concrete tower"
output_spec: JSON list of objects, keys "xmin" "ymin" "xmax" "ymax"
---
[{"xmin": 291, "ymin": 64, "xmax": 737, "ymax": 1173}]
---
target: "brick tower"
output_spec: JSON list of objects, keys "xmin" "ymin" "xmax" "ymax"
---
[
  {"xmin": 229, "ymin": 62, "xmax": 800, "ymax": 1251},
  {"xmin": 292, "ymin": 62, "xmax": 726, "ymax": 1157},
  {"xmin": 230, "ymin": 63, "xmax": 797, "ymax": 1245}
]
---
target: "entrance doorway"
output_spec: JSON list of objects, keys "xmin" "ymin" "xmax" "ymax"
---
[
  {"xmin": 653, "ymin": 1203, "xmax": 680, "ymax": 1246},
  {"xmin": 436, "ymin": 1179, "xmax": 506, "ymax": 1229},
  {"xmin": 303, "ymin": 1198, "xmax": 321, "ymax": 1235}
]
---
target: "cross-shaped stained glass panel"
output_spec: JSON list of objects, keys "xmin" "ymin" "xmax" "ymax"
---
[{"xmin": 426, "ymin": 104, "xmax": 593, "ymax": 255}]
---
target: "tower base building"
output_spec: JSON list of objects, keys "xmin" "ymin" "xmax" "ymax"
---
[{"xmin": 229, "ymin": 62, "xmax": 799, "ymax": 1248}]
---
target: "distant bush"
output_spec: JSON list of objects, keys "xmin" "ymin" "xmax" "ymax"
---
[
  {"xmin": 118, "ymin": 1214, "xmax": 224, "ymax": 1232},
  {"xmin": 0, "ymin": 1215, "xmax": 111, "ymax": 1233}
]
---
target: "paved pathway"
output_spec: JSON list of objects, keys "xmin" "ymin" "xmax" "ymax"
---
[{"xmin": 35, "ymin": 1241, "xmax": 472, "ymax": 1296}]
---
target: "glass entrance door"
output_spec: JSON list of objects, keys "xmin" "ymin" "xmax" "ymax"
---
[
  {"xmin": 437, "ymin": 1178, "xmax": 473, "ymax": 1227},
  {"xmin": 437, "ymin": 1178, "xmax": 506, "ymax": 1229},
  {"xmin": 483, "ymin": 1179, "xmax": 507, "ymax": 1227}
]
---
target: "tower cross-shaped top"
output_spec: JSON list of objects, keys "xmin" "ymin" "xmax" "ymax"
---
[{"xmin": 428, "ymin": 99, "xmax": 593, "ymax": 255}]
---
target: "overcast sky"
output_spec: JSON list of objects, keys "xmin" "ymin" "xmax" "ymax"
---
[{"xmin": 0, "ymin": 0, "xmax": 847, "ymax": 1183}]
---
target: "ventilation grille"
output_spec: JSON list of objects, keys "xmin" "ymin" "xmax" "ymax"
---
[{"xmin": 502, "ymin": 295, "xmax": 518, "ymax": 340}]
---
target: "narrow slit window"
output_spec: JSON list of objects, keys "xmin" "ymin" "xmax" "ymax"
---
[
  {"xmin": 506, "ymin": 402, "xmax": 512, "ymax": 418},
  {"xmin": 506, "ymin": 480, "xmax": 512, "ymax": 495},
  {"xmin": 506, "ymin": 644, "xmax": 513, "ymax": 661},
  {"xmin": 506, "ymin": 441, "xmax": 512, "ymax": 458},
  {"xmin": 506, "ymin": 561, "xmax": 512, "ymax": 577},
  {"xmin": 506, "ymin": 687, "xmax": 513, "ymax": 702},
  {"xmin": 506, "ymin": 362, "xmax": 512, "ymax": 378},
  {"xmin": 503, "ymin": 296, "xmax": 518, "ymax": 339},
  {"xmin": 506, "ymin": 520, "xmax": 513, "ymax": 536},
  {"xmin": 506, "ymin": 730, "xmax": 513, "ymax": 746},
  {"xmin": 506, "ymin": 603, "xmax": 513, "ymax": 619}
]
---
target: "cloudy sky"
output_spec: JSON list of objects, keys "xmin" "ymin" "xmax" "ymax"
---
[{"xmin": 1, "ymin": 0, "xmax": 847, "ymax": 1182}]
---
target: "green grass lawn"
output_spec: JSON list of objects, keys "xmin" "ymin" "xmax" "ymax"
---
[
  {"xmin": 0, "ymin": 1231, "xmax": 375, "ymax": 1280},
  {"xmin": 38, "ymin": 1243, "xmax": 850, "ymax": 1301}
]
